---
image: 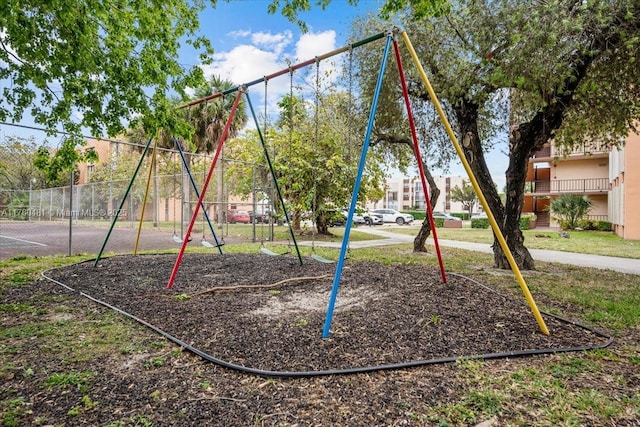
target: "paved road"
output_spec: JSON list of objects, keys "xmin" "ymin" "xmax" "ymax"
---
[
  {"xmin": 298, "ymin": 226, "xmax": 640, "ymax": 275},
  {"xmin": 3, "ymin": 221, "xmax": 639, "ymax": 275}
]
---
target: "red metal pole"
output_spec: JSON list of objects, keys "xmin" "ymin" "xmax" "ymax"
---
[
  {"xmin": 392, "ymin": 37, "xmax": 447, "ymax": 283},
  {"xmin": 166, "ymin": 90, "xmax": 244, "ymax": 289}
]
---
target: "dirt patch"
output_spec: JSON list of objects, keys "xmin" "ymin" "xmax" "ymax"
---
[{"xmin": 43, "ymin": 253, "xmax": 610, "ymax": 374}]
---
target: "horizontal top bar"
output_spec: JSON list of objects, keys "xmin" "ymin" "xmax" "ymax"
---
[{"xmin": 178, "ymin": 31, "xmax": 387, "ymax": 110}]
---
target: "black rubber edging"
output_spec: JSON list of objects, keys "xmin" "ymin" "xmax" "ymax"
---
[{"xmin": 41, "ymin": 259, "xmax": 613, "ymax": 379}]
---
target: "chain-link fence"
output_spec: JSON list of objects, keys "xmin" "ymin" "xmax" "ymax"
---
[{"xmin": 1, "ymin": 172, "xmax": 275, "ymax": 259}]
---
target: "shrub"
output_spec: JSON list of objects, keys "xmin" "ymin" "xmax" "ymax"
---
[
  {"xmin": 549, "ymin": 194, "xmax": 592, "ymax": 230},
  {"xmin": 404, "ymin": 210, "xmax": 426, "ymax": 221},
  {"xmin": 519, "ymin": 214, "xmax": 537, "ymax": 230},
  {"xmin": 434, "ymin": 217, "xmax": 445, "ymax": 228},
  {"xmin": 576, "ymin": 219, "xmax": 597, "ymax": 230},
  {"xmin": 596, "ymin": 221, "xmax": 612, "ymax": 231},
  {"xmin": 471, "ymin": 218, "xmax": 490, "ymax": 229}
]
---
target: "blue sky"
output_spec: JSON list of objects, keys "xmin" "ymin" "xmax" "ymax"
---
[
  {"xmin": 186, "ymin": 1, "xmax": 383, "ymax": 117},
  {"xmin": 1, "ymin": 0, "xmax": 508, "ymax": 187},
  {"xmin": 186, "ymin": 1, "xmax": 507, "ymax": 186}
]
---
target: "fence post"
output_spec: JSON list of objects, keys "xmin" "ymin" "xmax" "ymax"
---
[{"xmin": 28, "ymin": 180, "xmax": 33, "ymax": 221}]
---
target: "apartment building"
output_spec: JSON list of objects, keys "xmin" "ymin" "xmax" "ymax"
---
[
  {"xmin": 524, "ymin": 130, "xmax": 640, "ymax": 239},
  {"xmin": 524, "ymin": 141, "xmax": 609, "ymax": 227},
  {"xmin": 369, "ymin": 176, "xmax": 468, "ymax": 213},
  {"xmin": 77, "ymin": 138, "xmax": 123, "ymax": 184},
  {"xmin": 609, "ymin": 131, "xmax": 640, "ymax": 240}
]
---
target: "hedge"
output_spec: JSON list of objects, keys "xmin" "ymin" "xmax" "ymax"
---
[{"xmin": 471, "ymin": 214, "xmax": 537, "ymax": 230}]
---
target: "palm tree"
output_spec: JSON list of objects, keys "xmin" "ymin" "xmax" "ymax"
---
[
  {"xmin": 190, "ymin": 76, "xmax": 248, "ymax": 225},
  {"xmin": 126, "ymin": 77, "xmax": 248, "ymax": 229},
  {"xmin": 548, "ymin": 194, "xmax": 592, "ymax": 230}
]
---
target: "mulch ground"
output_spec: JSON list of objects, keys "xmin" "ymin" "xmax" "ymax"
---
[
  {"xmin": 44, "ymin": 253, "xmax": 611, "ymax": 375},
  {"xmin": 4, "ymin": 252, "xmax": 636, "ymax": 426}
]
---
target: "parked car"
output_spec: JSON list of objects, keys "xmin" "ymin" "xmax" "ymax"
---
[
  {"xmin": 227, "ymin": 210, "xmax": 251, "ymax": 224},
  {"xmin": 471, "ymin": 212, "xmax": 488, "ymax": 219},
  {"xmin": 345, "ymin": 210, "xmax": 383, "ymax": 226},
  {"xmin": 370, "ymin": 209, "xmax": 414, "ymax": 225},
  {"xmin": 432, "ymin": 212, "xmax": 459, "ymax": 221},
  {"xmin": 248, "ymin": 211, "xmax": 270, "ymax": 224},
  {"xmin": 363, "ymin": 212, "xmax": 383, "ymax": 225}
]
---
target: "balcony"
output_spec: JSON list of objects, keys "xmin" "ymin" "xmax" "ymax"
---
[
  {"xmin": 551, "ymin": 142, "xmax": 610, "ymax": 158},
  {"xmin": 532, "ymin": 145, "xmax": 551, "ymax": 159},
  {"xmin": 532, "ymin": 142, "xmax": 610, "ymax": 160},
  {"xmin": 526, "ymin": 178, "xmax": 609, "ymax": 194}
]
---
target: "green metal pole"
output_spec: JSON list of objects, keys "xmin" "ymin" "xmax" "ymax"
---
[{"xmin": 93, "ymin": 137, "xmax": 154, "ymax": 266}]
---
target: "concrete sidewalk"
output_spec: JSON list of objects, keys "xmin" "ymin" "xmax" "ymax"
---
[{"xmin": 297, "ymin": 226, "xmax": 640, "ymax": 275}]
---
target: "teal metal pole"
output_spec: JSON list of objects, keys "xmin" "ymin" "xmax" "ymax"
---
[
  {"xmin": 94, "ymin": 137, "xmax": 154, "ymax": 266},
  {"xmin": 244, "ymin": 92, "xmax": 303, "ymax": 265}
]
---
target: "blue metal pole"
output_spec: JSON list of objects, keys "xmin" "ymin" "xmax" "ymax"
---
[
  {"xmin": 173, "ymin": 138, "xmax": 223, "ymax": 253},
  {"xmin": 322, "ymin": 34, "xmax": 393, "ymax": 338}
]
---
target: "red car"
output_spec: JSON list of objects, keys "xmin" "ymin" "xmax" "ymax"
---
[{"xmin": 227, "ymin": 210, "xmax": 250, "ymax": 224}]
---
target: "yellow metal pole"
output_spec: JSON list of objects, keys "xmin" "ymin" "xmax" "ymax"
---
[
  {"xmin": 401, "ymin": 31, "xmax": 549, "ymax": 335},
  {"xmin": 134, "ymin": 138, "xmax": 157, "ymax": 255}
]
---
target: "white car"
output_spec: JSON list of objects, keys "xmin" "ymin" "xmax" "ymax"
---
[
  {"xmin": 370, "ymin": 209, "xmax": 414, "ymax": 225},
  {"xmin": 343, "ymin": 210, "xmax": 383, "ymax": 226},
  {"xmin": 432, "ymin": 212, "xmax": 459, "ymax": 221},
  {"xmin": 471, "ymin": 212, "xmax": 488, "ymax": 219}
]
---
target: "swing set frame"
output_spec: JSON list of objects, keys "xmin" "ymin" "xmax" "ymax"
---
[{"xmin": 93, "ymin": 27, "xmax": 549, "ymax": 340}]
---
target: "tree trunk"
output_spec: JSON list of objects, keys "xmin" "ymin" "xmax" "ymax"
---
[
  {"xmin": 413, "ymin": 165, "xmax": 441, "ymax": 252},
  {"xmin": 492, "ymin": 126, "xmax": 536, "ymax": 269},
  {"xmin": 292, "ymin": 210, "xmax": 301, "ymax": 231},
  {"xmin": 453, "ymin": 99, "xmax": 535, "ymax": 270},
  {"xmin": 493, "ymin": 51, "xmax": 595, "ymax": 269},
  {"xmin": 315, "ymin": 212, "xmax": 329, "ymax": 235}
]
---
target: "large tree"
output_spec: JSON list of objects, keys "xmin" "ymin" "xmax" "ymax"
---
[
  {"xmin": 1, "ymin": 0, "xmax": 215, "ymax": 185},
  {"xmin": 1, "ymin": 0, "xmax": 212, "ymax": 137},
  {"xmin": 0, "ymin": 135, "xmax": 45, "ymax": 190},
  {"xmin": 353, "ymin": 0, "xmax": 639, "ymax": 269},
  {"xmin": 225, "ymin": 88, "xmax": 386, "ymax": 235}
]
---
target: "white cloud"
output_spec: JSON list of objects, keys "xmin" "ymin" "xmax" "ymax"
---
[
  {"xmin": 199, "ymin": 30, "xmax": 347, "ymax": 128},
  {"xmin": 252, "ymin": 30, "xmax": 293, "ymax": 56},
  {"xmin": 294, "ymin": 31, "xmax": 342, "ymax": 92},
  {"xmin": 294, "ymin": 31, "xmax": 337, "ymax": 61},
  {"xmin": 228, "ymin": 29, "xmax": 251, "ymax": 39},
  {"xmin": 204, "ymin": 44, "xmax": 281, "ymax": 85}
]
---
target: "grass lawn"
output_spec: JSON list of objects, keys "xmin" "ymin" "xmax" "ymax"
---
[
  {"xmin": 76, "ymin": 219, "xmax": 640, "ymax": 258},
  {"xmin": 386, "ymin": 225, "xmax": 640, "ymax": 259}
]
